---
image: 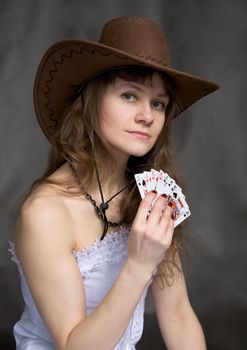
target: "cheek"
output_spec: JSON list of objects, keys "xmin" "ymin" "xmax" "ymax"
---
[
  {"xmin": 100, "ymin": 113, "xmax": 121, "ymax": 140},
  {"xmin": 101, "ymin": 109, "xmax": 124, "ymax": 131},
  {"xmin": 155, "ymin": 116, "xmax": 166, "ymax": 135}
]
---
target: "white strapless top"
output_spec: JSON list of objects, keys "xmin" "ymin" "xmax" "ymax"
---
[{"xmin": 9, "ymin": 226, "xmax": 153, "ymax": 350}]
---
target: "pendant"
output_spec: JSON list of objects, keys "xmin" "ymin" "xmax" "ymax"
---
[{"xmin": 100, "ymin": 202, "xmax": 109, "ymax": 211}]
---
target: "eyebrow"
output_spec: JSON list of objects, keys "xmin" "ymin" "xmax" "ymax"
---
[{"xmin": 118, "ymin": 81, "xmax": 169, "ymax": 99}]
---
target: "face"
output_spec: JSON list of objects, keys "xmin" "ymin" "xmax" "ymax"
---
[{"xmin": 99, "ymin": 73, "xmax": 169, "ymax": 161}]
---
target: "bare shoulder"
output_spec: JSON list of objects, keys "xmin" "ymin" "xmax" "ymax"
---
[
  {"xmin": 15, "ymin": 183, "xmax": 76, "ymax": 260},
  {"xmin": 15, "ymin": 161, "xmax": 102, "ymax": 257},
  {"xmin": 15, "ymin": 178, "xmax": 101, "ymax": 259}
]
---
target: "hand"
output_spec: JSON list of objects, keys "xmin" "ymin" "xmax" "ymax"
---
[{"xmin": 127, "ymin": 191, "xmax": 175, "ymax": 277}]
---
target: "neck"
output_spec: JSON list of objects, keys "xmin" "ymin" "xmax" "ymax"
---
[
  {"xmin": 93, "ymin": 154, "xmax": 129, "ymax": 195},
  {"xmin": 66, "ymin": 156, "xmax": 130, "ymax": 199}
]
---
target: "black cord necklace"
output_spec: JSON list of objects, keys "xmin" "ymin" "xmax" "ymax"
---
[{"xmin": 68, "ymin": 162, "xmax": 134, "ymax": 240}]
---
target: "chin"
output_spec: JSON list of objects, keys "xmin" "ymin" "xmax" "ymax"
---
[
  {"xmin": 129, "ymin": 149, "xmax": 152, "ymax": 157},
  {"xmin": 114, "ymin": 145, "xmax": 154, "ymax": 159}
]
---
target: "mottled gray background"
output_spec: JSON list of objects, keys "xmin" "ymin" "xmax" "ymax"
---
[{"xmin": 1, "ymin": 0, "xmax": 246, "ymax": 349}]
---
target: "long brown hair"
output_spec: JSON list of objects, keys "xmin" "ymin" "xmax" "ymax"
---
[{"xmin": 17, "ymin": 66, "xmax": 189, "ymax": 288}]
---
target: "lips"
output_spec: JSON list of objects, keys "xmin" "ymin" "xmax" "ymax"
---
[{"xmin": 128, "ymin": 131, "xmax": 150, "ymax": 140}]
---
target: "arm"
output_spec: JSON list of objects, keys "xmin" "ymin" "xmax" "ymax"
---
[
  {"xmin": 151, "ymin": 253, "xmax": 207, "ymax": 350},
  {"xmin": 16, "ymin": 191, "xmax": 174, "ymax": 350}
]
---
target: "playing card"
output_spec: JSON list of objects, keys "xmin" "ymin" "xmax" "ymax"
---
[
  {"xmin": 156, "ymin": 179, "xmax": 171, "ymax": 197},
  {"xmin": 134, "ymin": 173, "xmax": 149, "ymax": 198},
  {"xmin": 150, "ymin": 169, "xmax": 160, "ymax": 191},
  {"xmin": 134, "ymin": 169, "xmax": 191, "ymax": 228},
  {"xmin": 169, "ymin": 184, "xmax": 187, "ymax": 209},
  {"xmin": 161, "ymin": 171, "xmax": 182, "ymax": 193},
  {"xmin": 143, "ymin": 171, "xmax": 153, "ymax": 191},
  {"xmin": 156, "ymin": 171, "xmax": 171, "ymax": 196},
  {"xmin": 166, "ymin": 183, "xmax": 190, "ymax": 226},
  {"xmin": 173, "ymin": 208, "xmax": 191, "ymax": 227},
  {"xmin": 158, "ymin": 170, "xmax": 170, "ymax": 187}
]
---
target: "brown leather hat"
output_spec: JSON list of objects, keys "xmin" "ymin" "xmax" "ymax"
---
[{"xmin": 34, "ymin": 16, "xmax": 220, "ymax": 143}]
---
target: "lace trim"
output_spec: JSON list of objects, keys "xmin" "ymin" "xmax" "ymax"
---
[
  {"xmin": 8, "ymin": 240, "xmax": 20, "ymax": 265},
  {"xmin": 8, "ymin": 241, "xmax": 22, "ymax": 278},
  {"xmin": 114, "ymin": 284, "xmax": 148, "ymax": 349},
  {"xmin": 72, "ymin": 226, "xmax": 130, "ymax": 277},
  {"xmin": 131, "ymin": 296, "xmax": 145, "ymax": 343},
  {"xmin": 8, "ymin": 225, "xmax": 130, "ymax": 270}
]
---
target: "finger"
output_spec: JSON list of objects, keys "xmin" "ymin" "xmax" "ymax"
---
[
  {"xmin": 167, "ymin": 218, "xmax": 175, "ymax": 243},
  {"xmin": 147, "ymin": 194, "xmax": 168, "ymax": 227},
  {"xmin": 159, "ymin": 200, "xmax": 174, "ymax": 222},
  {"xmin": 160, "ymin": 217, "xmax": 175, "ymax": 252},
  {"xmin": 159, "ymin": 202, "xmax": 175, "ymax": 234},
  {"xmin": 134, "ymin": 191, "xmax": 158, "ymax": 224}
]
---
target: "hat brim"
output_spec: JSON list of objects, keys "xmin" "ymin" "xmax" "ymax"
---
[{"xmin": 34, "ymin": 40, "xmax": 220, "ymax": 142}]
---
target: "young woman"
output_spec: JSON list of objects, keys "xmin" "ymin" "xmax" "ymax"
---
[{"xmin": 10, "ymin": 16, "xmax": 219, "ymax": 350}]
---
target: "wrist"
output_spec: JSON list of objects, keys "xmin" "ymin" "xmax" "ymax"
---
[{"xmin": 123, "ymin": 257, "xmax": 154, "ymax": 285}]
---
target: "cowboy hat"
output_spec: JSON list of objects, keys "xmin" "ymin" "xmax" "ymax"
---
[{"xmin": 33, "ymin": 16, "xmax": 220, "ymax": 143}]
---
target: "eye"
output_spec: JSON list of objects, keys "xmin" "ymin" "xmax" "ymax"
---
[
  {"xmin": 121, "ymin": 93, "xmax": 136, "ymax": 102},
  {"xmin": 152, "ymin": 100, "xmax": 166, "ymax": 111}
]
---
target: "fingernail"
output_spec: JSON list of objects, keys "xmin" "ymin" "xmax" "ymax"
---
[
  {"xmin": 152, "ymin": 190, "xmax": 157, "ymax": 194},
  {"xmin": 161, "ymin": 194, "xmax": 167, "ymax": 198},
  {"xmin": 168, "ymin": 202, "xmax": 173, "ymax": 207}
]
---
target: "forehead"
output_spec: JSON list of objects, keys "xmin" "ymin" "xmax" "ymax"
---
[{"xmin": 113, "ymin": 72, "xmax": 168, "ymax": 93}]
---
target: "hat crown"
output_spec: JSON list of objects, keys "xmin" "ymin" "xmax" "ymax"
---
[{"xmin": 99, "ymin": 16, "xmax": 171, "ymax": 67}]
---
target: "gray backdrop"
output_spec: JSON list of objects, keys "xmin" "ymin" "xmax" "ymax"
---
[{"xmin": 1, "ymin": 0, "xmax": 246, "ymax": 349}]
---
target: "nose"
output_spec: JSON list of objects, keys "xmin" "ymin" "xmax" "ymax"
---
[{"xmin": 135, "ymin": 101, "xmax": 154, "ymax": 125}]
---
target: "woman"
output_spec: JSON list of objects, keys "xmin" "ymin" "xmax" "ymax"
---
[{"xmin": 10, "ymin": 16, "xmax": 219, "ymax": 349}]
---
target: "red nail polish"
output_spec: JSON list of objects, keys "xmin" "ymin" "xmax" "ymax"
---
[
  {"xmin": 168, "ymin": 202, "xmax": 173, "ymax": 207},
  {"xmin": 161, "ymin": 194, "xmax": 167, "ymax": 198},
  {"xmin": 152, "ymin": 190, "xmax": 157, "ymax": 194}
]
